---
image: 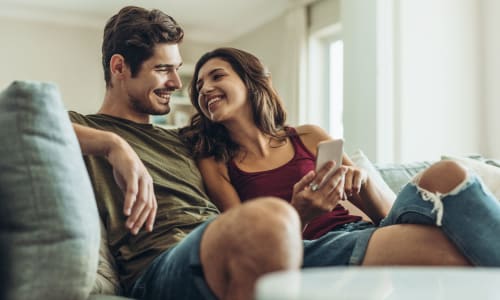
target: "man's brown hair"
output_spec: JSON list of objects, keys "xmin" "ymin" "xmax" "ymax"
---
[{"xmin": 102, "ymin": 6, "xmax": 184, "ymax": 87}]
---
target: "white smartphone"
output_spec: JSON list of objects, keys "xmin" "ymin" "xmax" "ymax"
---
[{"xmin": 315, "ymin": 139, "xmax": 344, "ymax": 172}]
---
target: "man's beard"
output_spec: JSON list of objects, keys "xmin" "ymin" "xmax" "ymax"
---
[{"xmin": 130, "ymin": 97, "xmax": 171, "ymax": 116}]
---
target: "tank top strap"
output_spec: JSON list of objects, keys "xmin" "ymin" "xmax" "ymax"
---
[{"xmin": 285, "ymin": 126, "xmax": 315, "ymax": 160}]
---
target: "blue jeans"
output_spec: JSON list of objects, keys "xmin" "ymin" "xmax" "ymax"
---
[
  {"xmin": 131, "ymin": 173, "xmax": 500, "ymax": 299},
  {"xmin": 303, "ymin": 221, "xmax": 376, "ymax": 267},
  {"xmin": 130, "ymin": 219, "xmax": 218, "ymax": 300},
  {"xmin": 305, "ymin": 173, "xmax": 500, "ymax": 268},
  {"xmin": 379, "ymin": 173, "xmax": 500, "ymax": 266}
]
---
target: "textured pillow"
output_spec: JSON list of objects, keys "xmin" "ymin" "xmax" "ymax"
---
[
  {"xmin": 350, "ymin": 150, "xmax": 397, "ymax": 200},
  {"xmin": 0, "ymin": 81, "xmax": 100, "ymax": 299},
  {"xmin": 441, "ymin": 154, "xmax": 500, "ymax": 201}
]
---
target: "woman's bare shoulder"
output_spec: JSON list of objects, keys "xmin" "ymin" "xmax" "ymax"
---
[
  {"xmin": 294, "ymin": 124, "xmax": 332, "ymax": 155},
  {"xmin": 295, "ymin": 124, "xmax": 331, "ymax": 141}
]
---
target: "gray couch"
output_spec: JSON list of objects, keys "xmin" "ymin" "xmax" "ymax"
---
[
  {"xmin": 3, "ymin": 81, "xmax": 496, "ymax": 300},
  {"xmin": 0, "ymin": 81, "xmax": 131, "ymax": 300}
]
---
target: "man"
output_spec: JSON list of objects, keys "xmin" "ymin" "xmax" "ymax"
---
[
  {"xmin": 73, "ymin": 5, "xmax": 474, "ymax": 300},
  {"xmin": 71, "ymin": 6, "xmax": 303, "ymax": 300}
]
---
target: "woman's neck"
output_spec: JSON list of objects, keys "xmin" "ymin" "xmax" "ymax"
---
[
  {"xmin": 224, "ymin": 119, "xmax": 286, "ymax": 161},
  {"xmin": 225, "ymin": 119, "xmax": 269, "ymax": 157}
]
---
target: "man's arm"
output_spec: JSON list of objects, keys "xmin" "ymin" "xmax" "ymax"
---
[{"xmin": 73, "ymin": 123, "xmax": 157, "ymax": 235}]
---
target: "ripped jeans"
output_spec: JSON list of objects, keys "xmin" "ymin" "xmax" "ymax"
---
[{"xmin": 379, "ymin": 172, "xmax": 500, "ymax": 266}]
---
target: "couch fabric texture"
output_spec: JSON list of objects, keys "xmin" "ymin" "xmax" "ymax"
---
[{"xmin": 0, "ymin": 81, "xmax": 100, "ymax": 300}]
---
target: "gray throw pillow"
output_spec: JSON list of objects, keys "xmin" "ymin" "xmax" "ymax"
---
[
  {"xmin": 0, "ymin": 81, "xmax": 100, "ymax": 300},
  {"xmin": 375, "ymin": 161, "xmax": 432, "ymax": 194}
]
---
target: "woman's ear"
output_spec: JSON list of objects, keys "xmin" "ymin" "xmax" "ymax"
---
[{"xmin": 109, "ymin": 54, "xmax": 128, "ymax": 80}]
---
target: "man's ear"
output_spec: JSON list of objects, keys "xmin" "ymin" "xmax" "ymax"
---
[{"xmin": 110, "ymin": 54, "xmax": 128, "ymax": 80}]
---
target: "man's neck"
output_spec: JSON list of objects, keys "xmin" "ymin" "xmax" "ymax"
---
[{"xmin": 99, "ymin": 90, "xmax": 150, "ymax": 124}]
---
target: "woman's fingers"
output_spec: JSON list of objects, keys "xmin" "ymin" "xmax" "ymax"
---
[{"xmin": 293, "ymin": 170, "xmax": 316, "ymax": 193}]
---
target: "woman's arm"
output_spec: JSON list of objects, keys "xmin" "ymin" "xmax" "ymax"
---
[
  {"xmin": 342, "ymin": 154, "xmax": 393, "ymax": 224},
  {"xmin": 197, "ymin": 157, "xmax": 241, "ymax": 211},
  {"xmin": 295, "ymin": 124, "xmax": 393, "ymax": 224}
]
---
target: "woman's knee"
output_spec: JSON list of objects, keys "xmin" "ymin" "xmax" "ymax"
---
[{"xmin": 418, "ymin": 160, "xmax": 467, "ymax": 194}]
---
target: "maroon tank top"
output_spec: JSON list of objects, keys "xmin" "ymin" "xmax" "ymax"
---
[{"xmin": 227, "ymin": 127, "xmax": 361, "ymax": 239}]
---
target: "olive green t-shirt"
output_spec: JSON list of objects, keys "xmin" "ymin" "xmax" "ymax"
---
[{"xmin": 69, "ymin": 112, "xmax": 219, "ymax": 290}]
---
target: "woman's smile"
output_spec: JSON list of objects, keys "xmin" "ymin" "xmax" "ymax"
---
[{"xmin": 207, "ymin": 95, "xmax": 224, "ymax": 113}]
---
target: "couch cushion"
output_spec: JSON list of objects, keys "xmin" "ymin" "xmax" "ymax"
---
[
  {"xmin": 92, "ymin": 219, "xmax": 122, "ymax": 295},
  {"xmin": 350, "ymin": 150, "xmax": 397, "ymax": 200},
  {"xmin": 375, "ymin": 161, "xmax": 432, "ymax": 194},
  {"xmin": 0, "ymin": 81, "xmax": 100, "ymax": 299}
]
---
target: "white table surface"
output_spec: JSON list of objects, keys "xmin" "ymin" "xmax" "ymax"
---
[{"xmin": 255, "ymin": 267, "xmax": 500, "ymax": 300}]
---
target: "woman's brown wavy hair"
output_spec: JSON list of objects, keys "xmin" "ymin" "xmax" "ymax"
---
[{"xmin": 179, "ymin": 47, "xmax": 288, "ymax": 162}]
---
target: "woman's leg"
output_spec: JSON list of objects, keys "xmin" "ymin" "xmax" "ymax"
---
[
  {"xmin": 365, "ymin": 160, "xmax": 500, "ymax": 266},
  {"xmin": 363, "ymin": 224, "xmax": 470, "ymax": 265}
]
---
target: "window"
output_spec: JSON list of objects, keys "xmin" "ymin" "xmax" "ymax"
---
[
  {"xmin": 307, "ymin": 25, "xmax": 343, "ymax": 139},
  {"xmin": 328, "ymin": 39, "xmax": 343, "ymax": 138}
]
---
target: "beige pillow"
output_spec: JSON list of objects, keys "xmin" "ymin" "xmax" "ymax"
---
[
  {"xmin": 441, "ymin": 155, "xmax": 500, "ymax": 201},
  {"xmin": 350, "ymin": 149, "xmax": 397, "ymax": 202},
  {"xmin": 91, "ymin": 219, "xmax": 122, "ymax": 295}
]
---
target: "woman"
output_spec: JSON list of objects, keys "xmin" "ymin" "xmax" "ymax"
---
[
  {"xmin": 181, "ymin": 47, "xmax": 500, "ymax": 266},
  {"xmin": 181, "ymin": 47, "xmax": 390, "ymax": 239}
]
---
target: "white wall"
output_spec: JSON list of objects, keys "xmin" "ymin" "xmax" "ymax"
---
[
  {"xmin": 0, "ymin": 18, "xmax": 104, "ymax": 114},
  {"xmin": 3, "ymin": 1, "xmax": 497, "ymax": 163},
  {"xmin": 481, "ymin": 0, "xmax": 500, "ymax": 159},
  {"xmin": 227, "ymin": 0, "xmax": 488, "ymax": 163},
  {"xmin": 342, "ymin": 0, "xmax": 483, "ymax": 163},
  {"xmin": 341, "ymin": 0, "xmax": 378, "ymax": 160},
  {"xmin": 0, "ymin": 17, "xmax": 215, "ymax": 114},
  {"xmin": 225, "ymin": 17, "xmax": 288, "ymax": 90},
  {"xmin": 227, "ymin": 8, "xmax": 307, "ymax": 126},
  {"xmin": 396, "ymin": 0, "xmax": 481, "ymax": 162},
  {"xmin": 309, "ymin": 0, "xmax": 340, "ymax": 33},
  {"xmin": 179, "ymin": 41, "xmax": 216, "ymax": 72}
]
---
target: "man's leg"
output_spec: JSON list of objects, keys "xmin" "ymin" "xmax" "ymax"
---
[{"xmin": 201, "ymin": 197, "xmax": 303, "ymax": 300}]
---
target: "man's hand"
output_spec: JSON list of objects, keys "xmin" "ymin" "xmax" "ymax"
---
[
  {"xmin": 106, "ymin": 136, "xmax": 157, "ymax": 235},
  {"xmin": 290, "ymin": 161, "xmax": 347, "ymax": 225}
]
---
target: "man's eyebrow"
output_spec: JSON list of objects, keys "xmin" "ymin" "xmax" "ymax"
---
[{"xmin": 154, "ymin": 62, "xmax": 183, "ymax": 69}]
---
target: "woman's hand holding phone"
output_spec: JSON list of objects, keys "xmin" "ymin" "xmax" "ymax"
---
[
  {"xmin": 315, "ymin": 139, "xmax": 344, "ymax": 173},
  {"xmin": 291, "ymin": 139, "xmax": 349, "ymax": 223}
]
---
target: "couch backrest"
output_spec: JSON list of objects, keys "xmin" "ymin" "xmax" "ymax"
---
[{"xmin": 0, "ymin": 81, "xmax": 100, "ymax": 300}]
